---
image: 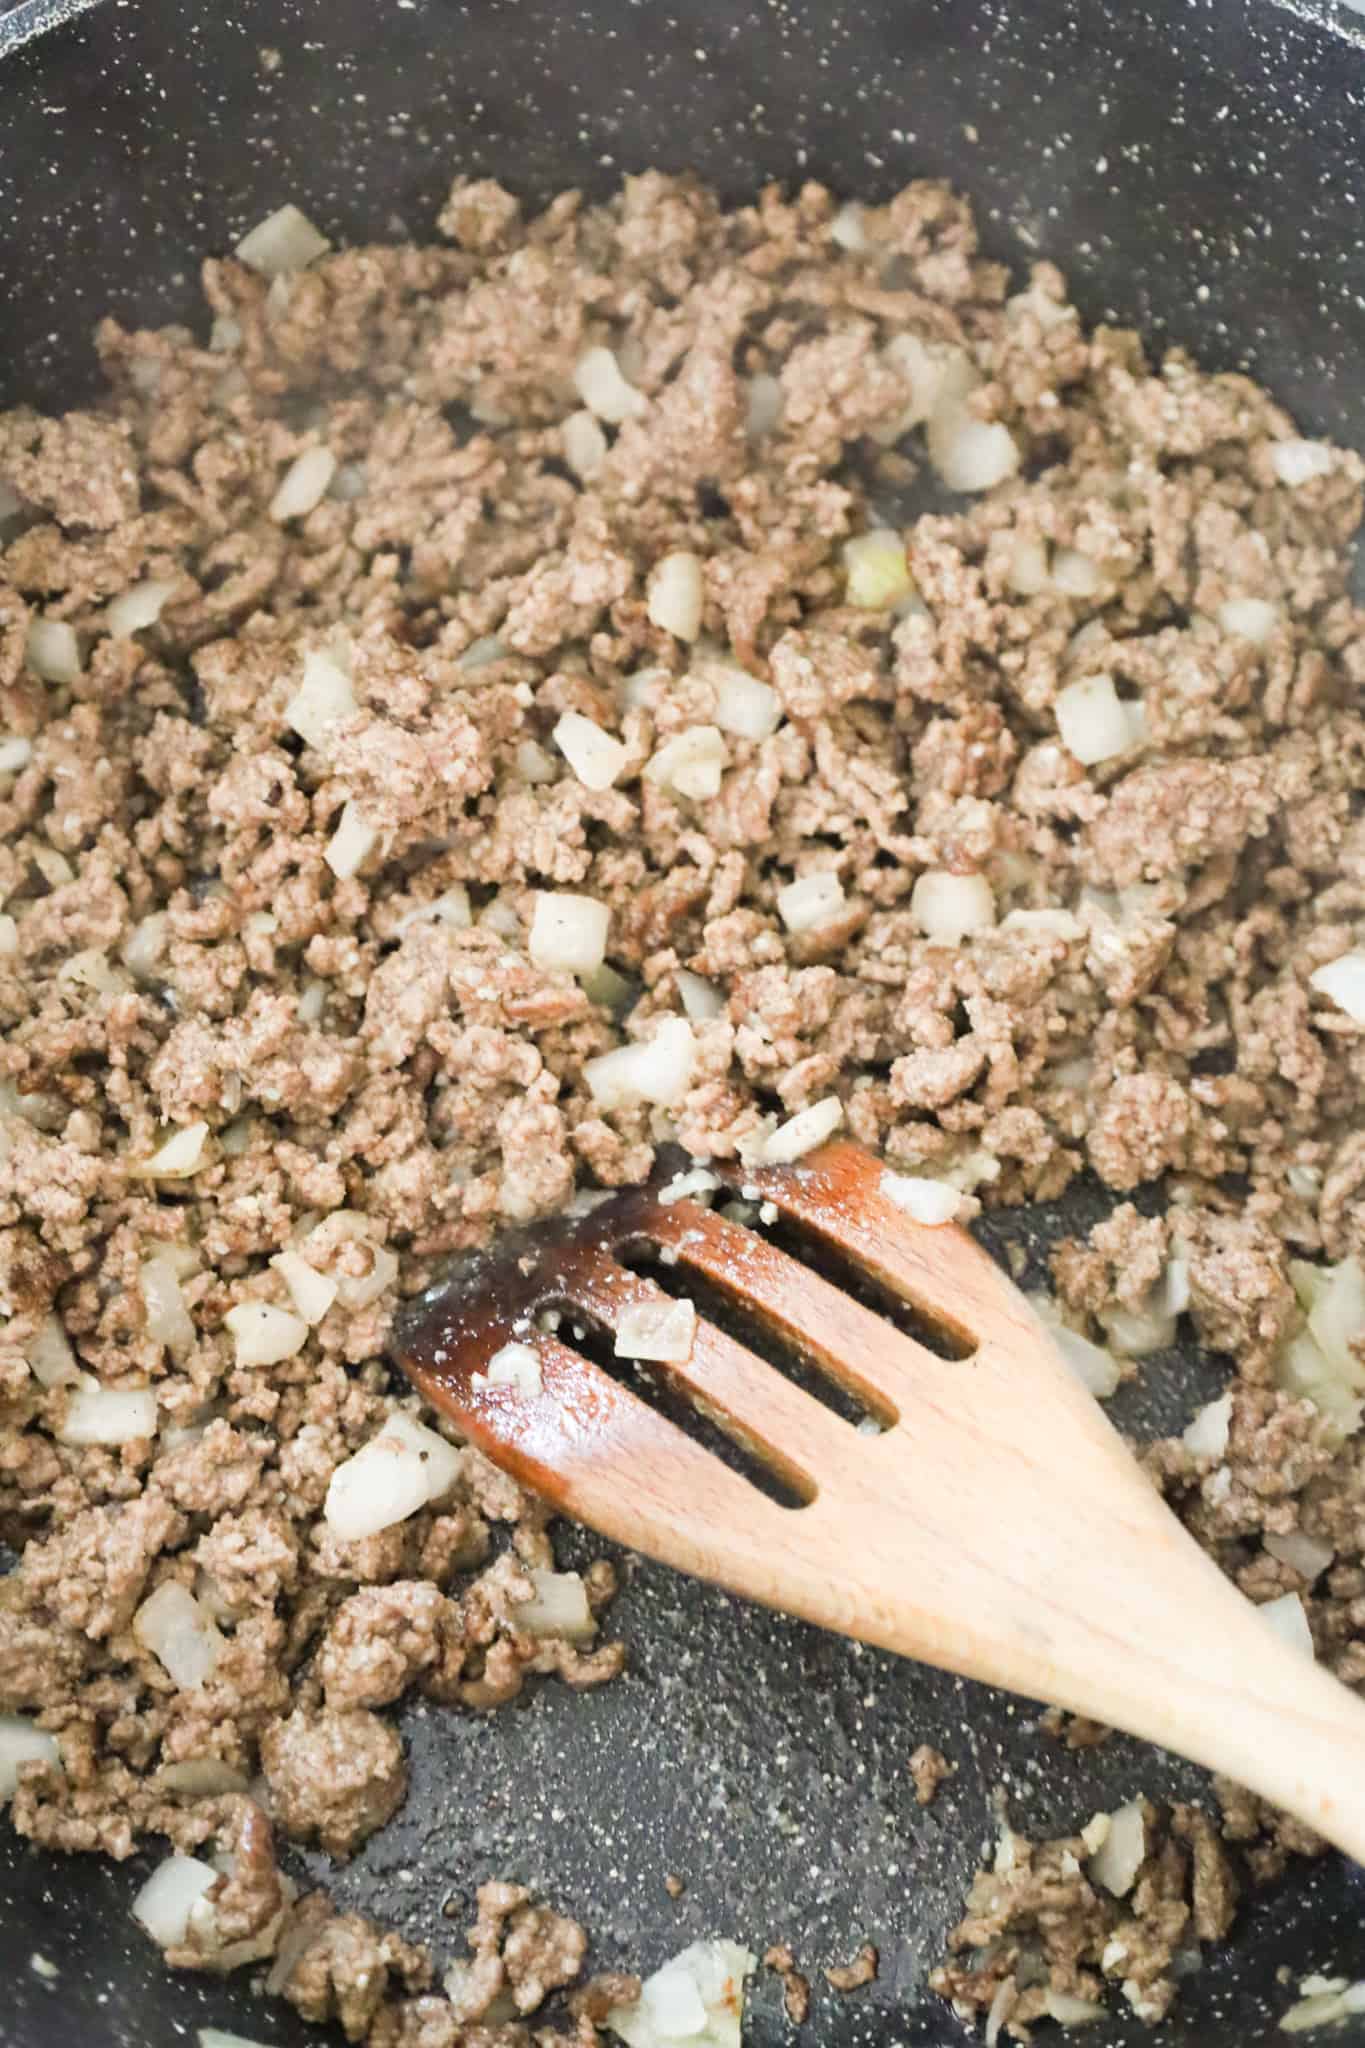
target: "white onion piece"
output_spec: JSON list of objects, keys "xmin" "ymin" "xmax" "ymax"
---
[
  {"xmin": 1309, "ymin": 950, "xmax": 1365, "ymax": 1024},
  {"xmin": 1051, "ymin": 548, "xmax": 1102, "ymax": 598},
  {"xmin": 380, "ymin": 1411, "xmax": 462, "ymax": 1503},
  {"xmin": 1009, "ymin": 534, "xmax": 1050, "ymax": 595},
  {"xmin": 698, "ymin": 654, "xmax": 782, "ymax": 742},
  {"xmin": 1051, "ymin": 1324, "xmax": 1122, "ymax": 1399},
  {"xmin": 224, "ymin": 1301, "xmax": 308, "ymax": 1368},
  {"xmin": 129, "ymin": 1121, "xmax": 209, "ymax": 1180},
  {"xmin": 133, "ymin": 1583, "xmax": 224, "ymax": 1689},
  {"xmin": 1183, "ymin": 1393, "xmax": 1232, "ymax": 1458},
  {"xmin": 645, "ymin": 725, "xmax": 728, "ymax": 801},
  {"xmin": 529, "ymin": 891, "xmax": 610, "ymax": 974},
  {"xmin": 516, "ymin": 739, "xmax": 558, "ymax": 784},
  {"xmin": 26, "ymin": 618, "xmax": 82, "ymax": 683},
  {"xmin": 324, "ymin": 1433, "xmax": 431, "ymax": 1541},
  {"xmin": 777, "ymin": 870, "xmax": 846, "ymax": 934},
  {"xmin": 1000, "ymin": 908, "xmax": 1084, "ymax": 941},
  {"xmin": 659, "ymin": 1167, "xmax": 720, "ymax": 1207},
  {"xmin": 133, "ymin": 1854, "xmax": 218, "ymax": 1947},
  {"xmin": 397, "ymin": 885, "xmax": 472, "ymax": 935},
  {"xmin": 1274, "ymin": 1329, "xmax": 1362, "ymax": 1438},
  {"xmin": 0, "ymin": 912, "xmax": 16, "ymax": 957},
  {"xmin": 270, "ymin": 447, "xmax": 336, "ymax": 522},
  {"xmin": 676, "ymin": 969, "xmax": 723, "ymax": 1021},
  {"xmin": 553, "ymin": 710, "xmax": 627, "ymax": 791},
  {"xmin": 1258, "ymin": 1590, "xmax": 1314, "ymax": 1659},
  {"xmin": 1055, "ymin": 675, "xmax": 1134, "ymax": 765},
  {"xmin": 829, "ymin": 202, "xmax": 869, "ymax": 252},
  {"xmin": 1088, "ymin": 1799, "xmax": 1147, "ymax": 1896},
  {"xmin": 1007, "ymin": 286, "xmax": 1077, "ymax": 333},
  {"xmin": 757, "ymin": 1096, "xmax": 843, "ymax": 1165},
  {"xmin": 57, "ymin": 948, "xmax": 129, "ymax": 998},
  {"xmin": 562, "ymin": 409, "xmax": 608, "ymax": 479},
  {"xmin": 1044, "ymin": 1989, "xmax": 1106, "ymax": 2026},
  {"xmin": 235, "ymin": 203, "xmax": 330, "ymax": 276},
  {"xmin": 324, "ymin": 799, "xmax": 379, "ymax": 880},
  {"xmin": 1271, "ymin": 439, "xmax": 1333, "ymax": 487},
  {"xmin": 106, "ymin": 579, "xmax": 177, "ymax": 638},
  {"xmin": 585, "ymin": 1017, "xmax": 696, "ymax": 1111},
  {"xmin": 458, "ymin": 634, "xmax": 507, "ymax": 671},
  {"xmin": 745, "ymin": 373, "xmax": 783, "ymax": 439},
  {"xmin": 1300, "ymin": 1256, "xmax": 1365, "ymax": 1381},
  {"xmin": 615, "ymin": 1297, "xmax": 697, "ymax": 1364},
  {"xmin": 573, "ymin": 345, "xmax": 647, "ymax": 423},
  {"xmin": 285, "ymin": 648, "xmax": 356, "ymax": 751},
  {"xmin": 647, "ymin": 552, "xmax": 704, "ymax": 641},
  {"xmin": 301, "ymin": 1213, "xmax": 398, "ymax": 1309},
  {"xmin": 927, "ymin": 404, "xmax": 1019, "ymax": 492},
  {"xmin": 515, "ymin": 1568, "xmax": 596, "ymax": 1642},
  {"xmin": 484, "ymin": 1342, "xmax": 543, "ymax": 1397},
  {"xmin": 58, "ymin": 1382, "xmax": 157, "ymax": 1445},
  {"xmin": 1099, "ymin": 1299, "xmax": 1176, "ymax": 1357},
  {"xmin": 882, "ymin": 334, "xmax": 976, "ymax": 430},
  {"xmin": 270, "ymin": 1249, "xmax": 338, "ymax": 1326},
  {"xmin": 580, "ymin": 961, "xmax": 634, "ymax": 1009},
  {"xmin": 911, "ymin": 871, "xmax": 996, "ymax": 943},
  {"xmin": 1265, "ymin": 1530, "xmax": 1334, "ymax": 1581},
  {"xmin": 608, "ymin": 1940, "xmax": 755, "ymax": 2048},
  {"xmin": 0, "ymin": 477, "xmax": 22, "ymax": 521},
  {"xmin": 158, "ymin": 1759, "xmax": 249, "ymax": 1797},
  {"xmin": 26, "ymin": 1314, "xmax": 79, "ymax": 1389},
  {"xmin": 879, "ymin": 1172, "xmax": 963, "ymax": 1226},
  {"xmin": 199, "ymin": 2029, "xmax": 277, "ymax": 2048},
  {"xmin": 331, "ymin": 461, "xmax": 366, "ymax": 501},
  {"xmin": 843, "ymin": 529, "xmax": 913, "ymax": 609},
  {"xmin": 0, "ymin": 1716, "xmax": 60, "ymax": 1800},
  {"xmin": 0, "ymin": 735, "xmax": 33, "ymax": 774},
  {"xmin": 141, "ymin": 1251, "xmax": 196, "ymax": 1359},
  {"xmin": 123, "ymin": 912, "xmax": 168, "ymax": 979},
  {"xmin": 1218, "ymin": 597, "xmax": 1281, "ymax": 644}
]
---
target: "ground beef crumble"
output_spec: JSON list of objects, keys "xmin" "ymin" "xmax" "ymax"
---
[{"xmin": 2, "ymin": 166, "xmax": 1364, "ymax": 2044}]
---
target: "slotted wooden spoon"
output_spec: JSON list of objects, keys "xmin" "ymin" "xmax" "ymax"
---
[{"xmin": 394, "ymin": 1137, "xmax": 1365, "ymax": 1861}]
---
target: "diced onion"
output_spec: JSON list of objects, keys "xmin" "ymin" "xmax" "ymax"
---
[
  {"xmin": 515, "ymin": 1568, "xmax": 596, "ymax": 1641},
  {"xmin": 910, "ymin": 871, "xmax": 996, "ymax": 943},
  {"xmin": 529, "ymin": 891, "xmax": 610, "ymax": 974},
  {"xmin": 133, "ymin": 1854, "xmax": 219, "ymax": 1947},
  {"xmin": 1051, "ymin": 548, "xmax": 1102, "ymax": 599},
  {"xmin": 1008, "ymin": 534, "xmax": 1051, "ymax": 595},
  {"xmin": 881, "ymin": 334, "xmax": 976, "ymax": 434},
  {"xmin": 1218, "ymin": 597, "xmax": 1281, "ymax": 645},
  {"xmin": 300, "ymin": 1213, "xmax": 398, "ymax": 1309},
  {"xmin": 1295, "ymin": 1256, "xmax": 1365, "ymax": 1384},
  {"xmin": 880, "ymin": 1172, "xmax": 963, "ymax": 1226},
  {"xmin": 1271, "ymin": 439, "xmax": 1333, "ymax": 487},
  {"xmin": 141, "ymin": 1251, "xmax": 196, "ymax": 1359},
  {"xmin": 1088, "ymin": 1799, "xmax": 1147, "ymax": 1896},
  {"xmin": 777, "ymin": 870, "xmax": 846, "ymax": 934},
  {"xmin": 26, "ymin": 617, "xmax": 82, "ymax": 683},
  {"xmin": 926, "ymin": 405, "xmax": 1019, "ymax": 492},
  {"xmin": 133, "ymin": 1583, "xmax": 224, "ymax": 1689},
  {"xmin": 659, "ymin": 1167, "xmax": 721, "ymax": 1206},
  {"xmin": 1056, "ymin": 675, "xmax": 1135, "ymax": 766},
  {"xmin": 1265, "ymin": 1530, "xmax": 1334, "ymax": 1581},
  {"xmin": 224, "ymin": 1301, "xmax": 308, "ymax": 1368},
  {"xmin": 0, "ymin": 913, "xmax": 16, "ymax": 957},
  {"xmin": 129, "ymin": 1121, "xmax": 209, "ymax": 1180},
  {"xmin": 459, "ymin": 635, "xmax": 508, "ymax": 671},
  {"xmin": 1000, "ymin": 908, "xmax": 1084, "ymax": 941},
  {"xmin": 1044, "ymin": 1989, "xmax": 1106, "ymax": 2026},
  {"xmin": 608, "ymin": 1940, "xmax": 755, "ymax": 2048},
  {"xmin": 516, "ymin": 739, "xmax": 558, "ymax": 783},
  {"xmin": 1099, "ymin": 1299, "xmax": 1176, "ymax": 1357},
  {"xmin": 1052, "ymin": 1324, "xmax": 1123, "ymax": 1399},
  {"xmin": 270, "ymin": 1249, "xmax": 338, "ymax": 1326},
  {"xmin": 285, "ymin": 647, "xmax": 356, "ymax": 750},
  {"xmin": 757, "ymin": 1096, "xmax": 844, "ymax": 1165},
  {"xmin": 0, "ymin": 735, "xmax": 33, "ymax": 774},
  {"xmin": 0, "ymin": 1715, "xmax": 60, "ymax": 1800},
  {"xmin": 380, "ymin": 1411, "xmax": 462, "ymax": 1503},
  {"xmin": 58, "ymin": 1382, "xmax": 157, "ymax": 1445},
  {"xmin": 745, "ymin": 374, "xmax": 783, "ymax": 439},
  {"xmin": 396, "ymin": 885, "xmax": 472, "ymax": 936},
  {"xmin": 562, "ymin": 409, "xmax": 608, "ymax": 479},
  {"xmin": 580, "ymin": 961, "xmax": 635, "ymax": 1009},
  {"xmin": 159, "ymin": 1759, "xmax": 249, "ymax": 1797},
  {"xmin": 26, "ymin": 1315, "xmax": 79, "ymax": 1389},
  {"xmin": 235, "ymin": 203, "xmax": 331, "ymax": 276},
  {"xmin": 645, "ymin": 725, "xmax": 728, "ymax": 800},
  {"xmin": 1274, "ymin": 1328, "xmax": 1362, "ymax": 1438},
  {"xmin": 615, "ymin": 1296, "xmax": 697, "ymax": 1364},
  {"xmin": 1258, "ymin": 1590, "xmax": 1314, "ymax": 1659},
  {"xmin": 554, "ymin": 710, "xmax": 627, "ymax": 791},
  {"xmin": 1006, "ymin": 286, "xmax": 1077, "ymax": 333},
  {"xmin": 106, "ymin": 580, "xmax": 177, "ymax": 638},
  {"xmin": 647, "ymin": 552, "xmax": 704, "ymax": 641},
  {"xmin": 1182, "ymin": 1393, "xmax": 1232, "ymax": 1458},
  {"xmin": 697, "ymin": 653, "xmax": 782, "ymax": 742},
  {"xmin": 324, "ymin": 799, "xmax": 378, "ymax": 880},
  {"xmin": 324, "ymin": 1432, "xmax": 431, "ymax": 1541},
  {"xmin": 676, "ymin": 969, "xmax": 723, "ymax": 1021},
  {"xmin": 829, "ymin": 202, "xmax": 869, "ymax": 252},
  {"xmin": 484, "ymin": 1342, "xmax": 544, "ymax": 1397},
  {"xmin": 57, "ymin": 947, "xmax": 129, "ymax": 997},
  {"xmin": 585, "ymin": 1016, "xmax": 696, "ymax": 1111},
  {"xmin": 123, "ymin": 912, "xmax": 168, "ymax": 979},
  {"xmin": 270, "ymin": 447, "xmax": 336, "ymax": 522},
  {"xmin": 1309, "ymin": 951, "xmax": 1365, "ymax": 1025},
  {"xmin": 843, "ymin": 529, "xmax": 914, "ymax": 609},
  {"xmin": 574, "ymin": 346, "xmax": 647, "ymax": 424}
]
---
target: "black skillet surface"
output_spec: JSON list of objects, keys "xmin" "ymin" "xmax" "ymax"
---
[{"xmin": 3, "ymin": 2, "xmax": 1365, "ymax": 2043}]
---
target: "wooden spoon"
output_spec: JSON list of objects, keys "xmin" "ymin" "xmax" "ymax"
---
[{"xmin": 393, "ymin": 1137, "xmax": 1365, "ymax": 1862}]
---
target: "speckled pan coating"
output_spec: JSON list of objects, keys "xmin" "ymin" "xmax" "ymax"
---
[{"xmin": 3, "ymin": 3, "xmax": 1365, "ymax": 2045}]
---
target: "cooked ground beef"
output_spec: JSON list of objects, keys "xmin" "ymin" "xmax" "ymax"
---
[{"xmin": 2, "ymin": 165, "xmax": 1363, "ymax": 2044}]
